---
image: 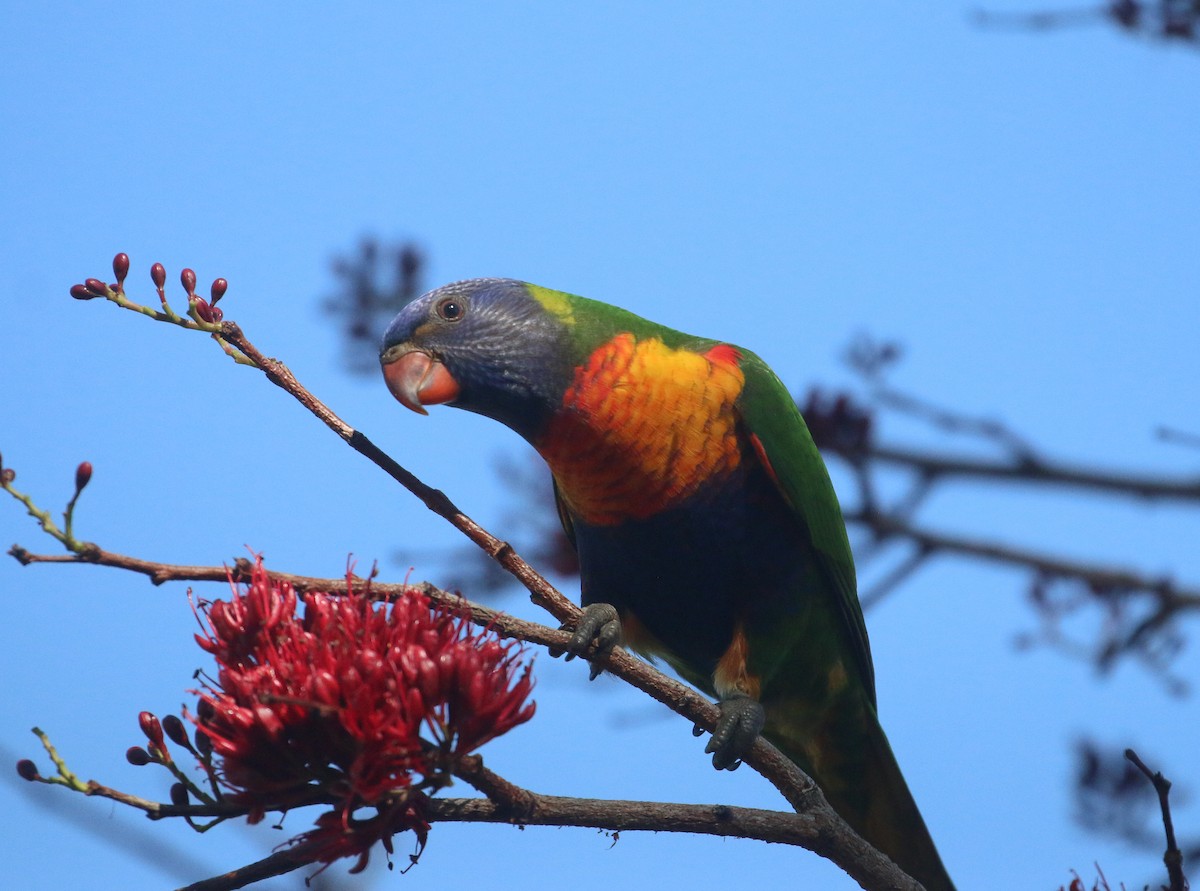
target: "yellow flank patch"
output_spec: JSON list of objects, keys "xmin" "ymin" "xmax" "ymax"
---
[
  {"xmin": 526, "ymin": 284, "xmax": 575, "ymax": 325},
  {"xmin": 826, "ymin": 659, "xmax": 848, "ymax": 696},
  {"xmin": 537, "ymin": 333, "xmax": 745, "ymax": 525},
  {"xmin": 713, "ymin": 623, "xmax": 762, "ymax": 700}
]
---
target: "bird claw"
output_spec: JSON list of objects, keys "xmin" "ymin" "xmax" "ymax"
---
[
  {"xmin": 550, "ymin": 602, "xmax": 621, "ymax": 680},
  {"xmin": 699, "ymin": 694, "xmax": 766, "ymax": 771}
]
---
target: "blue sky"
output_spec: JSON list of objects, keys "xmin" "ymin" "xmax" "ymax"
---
[{"xmin": 2, "ymin": 4, "xmax": 1198, "ymax": 890}]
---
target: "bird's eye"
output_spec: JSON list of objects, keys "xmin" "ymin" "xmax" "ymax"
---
[{"xmin": 435, "ymin": 297, "xmax": 465, "ymax": 321}]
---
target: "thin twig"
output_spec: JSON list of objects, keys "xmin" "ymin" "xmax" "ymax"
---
[
  {"xmin": 1125, "ymin": 749, "xmax": 1188, "ymax": 891},
  {"xmin": 218, "ymin": 322, "xmax": 579, "ymax": 624}
]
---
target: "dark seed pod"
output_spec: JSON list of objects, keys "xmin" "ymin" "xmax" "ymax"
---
[
  {"xmin": 112, "ymin": 253, "xmax": 130, "ymax": 285},
  {"xmin": 151, "ymin": 263, "xmax": 167, "ymax": 289},
  {"xmin": 74, "ymin": 461, "xmax": 93, "ymax": 492},
  {"xmin": 125, "ymin": 746, "xmax": 152, "ymax": 766},
  {"xmin": 15, "ymin": 759, "xmax": 39, "ymax": 781},
  {"xmin": 162, "ymin": 714, "xmax": 189, "ymax": 747}
]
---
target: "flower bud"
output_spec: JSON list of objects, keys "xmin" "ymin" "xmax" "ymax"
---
[
  {"xmin": 112, "ymin": 253, "xmax": 130, "ymax": 286},
  {"xmin": 162, "ymin": 714, "xmax": 189, "ymax": 747},
  {"xmin": 196, "ymin": 697, "xmax": 215, "ymax": 723},
  {"xmin": 125, "ymin": 746, "xmax": 152, "ymax": 766},
  {"xmin": 139, "ymin": 711, "xmax": 165, "ymax": 749},
  {"xmin": 1, "ymin": 468, "xmax": 15, "ymax": 485},
  {"xmin": 74, "ymin": 461, "xmax": 93, "ymax": 493},
  {"xmin": 180, "ymin": 267, "xmax": 197, "ymax": 297},
  {"xmin": 191, "ymin": 296, "xmax": 215, "ymax": 323},
  {"xmin": 16, "ymin": 759, "xmax": 39, "ymax": 781},
  {"xmin": 151, "ymin": 263, "xmax": 166, "ymax": 289},
  {"xmin": 169, "ymin": 782, "xmax": 189, "ymax": 807},
  {"xmin": 210, "ymin": 278, "xmax": 228, "ymax": 305},
  {"xmin": 194, "ymin": 728, "xmax": 212, "ymax": 758},
  {"xmin": 70, "ymin": 284, "xmax": 98, "ymax": 300},
  {"xmin": 84, "ymin": 278, "xmax": 108, "ymax": 297}
]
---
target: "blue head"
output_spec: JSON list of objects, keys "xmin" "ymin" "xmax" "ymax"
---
[{"xmin": 379, "ymin": 278, "xmax": 575, "ymax": 439}]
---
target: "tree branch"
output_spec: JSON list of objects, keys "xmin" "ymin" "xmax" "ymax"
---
[
  {"xmin": 1125, "ymin": 749, "xmax": 1189, "ymax": 891},
  {"xmin": 856, "ymin": 442, "xmax": 1200, "ymax": 503},
  {"xmin": 850, "ymin": 509, "xmax": 1200, "ymax": 609},
  {"xmin": 9, "ymin": 532, "xmax": 918, "ymax": 890}
]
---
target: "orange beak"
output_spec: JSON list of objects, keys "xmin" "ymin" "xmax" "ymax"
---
[{"xmin": 380, "ymin": 349, "xmax": 461, "ymax": 415}]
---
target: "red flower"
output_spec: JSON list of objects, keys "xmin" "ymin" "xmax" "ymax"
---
[{"xmin": 190, "ymin": 557, "xmax": 535, "ymax": 870}]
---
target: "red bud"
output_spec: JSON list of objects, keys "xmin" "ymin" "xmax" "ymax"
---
[
  {"xmin": 151, "ymin": 263, "xmax": 166, "ymax": 289},
  {"xmin": 1, "ymin": 469, "xmax": 15, "ymax": 485},
  {"xmin": 169, "ymin": 783, "xmax": 189, "ymax": 806},
  {"xmin": 125, "ymin": 746, "xmax": 151, "ymax": 766},
  {"xmin": 180, "ymin": 268, "xmax": 197, "ymax": 297},
  {"xmin": 70, "ymin": 284, "xmax": 97, "ymax": 300},
  {"xmin": 138, "ymin": 711, "xmax": 165, "ymax": 748},
  {"xmin": 211, "ymin": 305, "xmax": 224, "ymax": 322},
  {"xmin": 74, "ymin": 461, "xmax": 93, "ymax": 492},
  {"xmin": 112, "ymin": 253, "xmax": 130, "ymax": 285},
  {"xmin": 84, "ymin": 278, "xmax": 108, "ymax": 296},
  {"xmin": 210, "ymin": 277, "xmax": 228, "ymax": 305},
  {"xmin": 191, "ymin": 296, "xmax": 215, "ymax": 323},
  {"xmin": 15, "ymin": 759, "xmax": 39, "ymax": 781}
]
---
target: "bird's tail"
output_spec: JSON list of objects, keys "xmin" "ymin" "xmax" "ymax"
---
[{"xmin": 764, "ymin": 695, "xmax": 956, "ymax": 891}]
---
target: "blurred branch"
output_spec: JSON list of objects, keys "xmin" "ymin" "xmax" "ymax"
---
[
  {"xmin": 862, "ymin": 442, "xmax": 1200, "ymax": 502},
  {"xmin": 323, "ymin": 237, "xmax": 424, "ymax": 375},
  {"xmin": 793, "ymin": 335, "xmax": 1200, "ymax": 685},
  {"xmin": 972, "ymin": 1, "xmax": 1200, "ymax": 46},
  {"xmin": 850, "ymin": 506, "xmax": 1199, "ymax": 606}
]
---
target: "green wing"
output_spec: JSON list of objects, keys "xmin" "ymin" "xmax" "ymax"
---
[{"xmin": 735, "ymin": 350, "xmax": 875, "ymax": 706}]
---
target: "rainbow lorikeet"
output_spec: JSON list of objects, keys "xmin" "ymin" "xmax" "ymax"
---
[{"xmin": 380, "ymin": 279, "xmax": 955, "ymax": 891}]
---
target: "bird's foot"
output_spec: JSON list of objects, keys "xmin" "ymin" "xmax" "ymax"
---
[
  {"xmin": 693, "ymin": 694, "xmax": 766, "ymax": 771},
  {"xmin": 551, "ymin": 602, "xmax": 621, "ymax": 681}
]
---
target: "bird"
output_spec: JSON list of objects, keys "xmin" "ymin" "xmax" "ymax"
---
[{"xmin": 379, "ymin": 278, "xmax": 955, "ymax": 891}]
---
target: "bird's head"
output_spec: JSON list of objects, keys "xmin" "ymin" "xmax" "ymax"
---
[{"xmin": 379, "ymin": 278, "xmax": 576, "ymax": 439}]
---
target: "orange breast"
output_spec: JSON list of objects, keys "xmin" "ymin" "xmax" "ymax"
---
[{"xmin": 537, "ymin": 333, "xmax": 745, "ymax": 525}]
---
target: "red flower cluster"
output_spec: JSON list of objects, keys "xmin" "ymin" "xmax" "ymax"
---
[{"xmin": 192, "ymin": 558, "xmax": 535, "ymax": 871}]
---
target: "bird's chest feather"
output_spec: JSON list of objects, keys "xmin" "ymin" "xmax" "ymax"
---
[
  {"xmin": 535, "ymin": 332, "xmax": 746, "ymax": 525},
  {"xmin": 533, "ymin": 333, "xmax": 806, "ymax": 675}
]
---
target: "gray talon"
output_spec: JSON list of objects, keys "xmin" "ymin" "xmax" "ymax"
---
[
  {"xmin": 556, "ymin": 603, "xmax": 621, "ymax": 679},
  {"xmin": 703, "ymin": 694, "xmax": 766, "ymax": 771}
]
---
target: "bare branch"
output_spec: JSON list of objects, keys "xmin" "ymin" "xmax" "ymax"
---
[
  {"xmin": 850, "ymin": 509, "xmax": 1200, "ymax": 608},
  {"xmin": 858, "ymin": 442, "xmax": 1200, "ymax": 503},
  {"xmin": 7, "ymin": 474, "xmax": 918, "ymax": 888},
  {"xmin": 1125, "ymin": 749, "xmax": 1189, "ymax": 891}
]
